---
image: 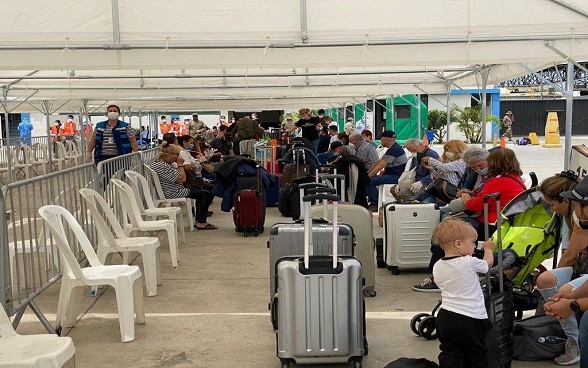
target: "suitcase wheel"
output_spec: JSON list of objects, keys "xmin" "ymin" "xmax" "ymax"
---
[
  {"xmin": 386, "ymin": 265, "xmax": 400, "ymax": 275},
  {"xmin": 351, "ymin": 360, "xmax": 363, "ymax": 368},
  {"xmin": 376, "ymin": 257, "xmax": 386, "ymax": 269},
  {"xmin": 410, "ymin": 313, "xmax": 430, "ymax": 336},
  {"xmin": 363, "ymin": 289, "xmax": 377, "ymax": 297},
  {"xmin": 418, "ymin": 315, "xmax": 438, "ymax": 340}
]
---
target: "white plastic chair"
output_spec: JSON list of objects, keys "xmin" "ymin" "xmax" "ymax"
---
[
  {"xmin": 0, "ymin": 305, "xmax": 76, "ymax": 367},
  {"xmin": 54, "ymin": 142, "xmax": 78, "ymax": 168},
  {"xmin": 111, "ymin": 179, "xmax": 180, "ymax": 269},
  {"xmin": 79, "ymin": 188, "xmax": 161, "ymax": 297},
  {"xmin": 64, "ymin": 140, "xmax": 82, "ymax": 166},
  {"xmin": 38, "ymin": 205, "xmax": 145, "ymax": 343},
  {"xmin": 124, "ymin": 170, "xmax": 186, "ymax": 244},
  {"xmin": 11, "ymin": 146, "xmax": 33, "ymax": 179},
  {"xmin": 29, "ymin": 143, "xmax": 49, "ymax": 175},
  {"xmin": 49, "ymin": 142, "xmax": 66, "ymax": 171},
  {"xmin": 144, "ymin": 164, "xmax": 195, "ymax": 231}
]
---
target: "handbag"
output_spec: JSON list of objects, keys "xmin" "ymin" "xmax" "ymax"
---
[
  {"xmin": 396, "ymin": 168, "xmax": 417, "ymax": 200},
  {"xmin": 424, "ymin": 172, "xmax": 459, "ymax": 204},
  {"xmin": 572, "ymin": 250, "xmax": 588, "ymax": 279},
  {"xmin": 184, "ymin": 169, "xmax": 203, "ymax": 190}
]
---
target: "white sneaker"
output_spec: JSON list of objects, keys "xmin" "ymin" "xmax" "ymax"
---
[{"xmin": 554, "ymin": 337, "xmax": 580, "ymax": 365}]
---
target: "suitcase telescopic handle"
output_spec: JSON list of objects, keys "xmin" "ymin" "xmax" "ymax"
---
[
  {"xmin": 483, "ymin": 192, "xmax": 503, "ymax": 294},
  {"xmin": 306, "ymin": 187, "xmax": 337, "ymax": 195},
  {"xmin": 302, "ymin": 194, "xmax": 340, "ymax": 269}
]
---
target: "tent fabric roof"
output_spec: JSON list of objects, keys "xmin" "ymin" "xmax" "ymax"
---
[{"xmin": 1, "ymin": 0, "xmax": 587, "ymax": 113}]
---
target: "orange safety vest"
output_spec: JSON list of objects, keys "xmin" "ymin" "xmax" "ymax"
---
[
  {"xmin": 50, "ymin": 125, "xmax": 63, "ymax": 141},
  {"xmin": 159, "ymin": 122, "xmax": 172, "ymax": 136},
  {"xmin": 62, "ymin": 121, "xmax": 77, "ymax": 136},
  {"xmin": 175, "ymin": 122, "xmax": 187, "ymax": 136},
  {"xmin": 83, "ymin": 123, "xmax": 93, "ymax": 139}
]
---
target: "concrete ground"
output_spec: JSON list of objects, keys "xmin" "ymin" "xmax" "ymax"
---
[{"xmin": 15, "ymin": 136, "xmax": 584, "ymax": 367}]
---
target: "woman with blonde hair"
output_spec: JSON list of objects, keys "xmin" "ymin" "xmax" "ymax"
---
[
  {"xmin": 149, "ymin": 141, "xmax": 217, "ymax": 230},
  {"xmin": 418, "ymin": 139, "xmax": 469, "ymax": 204}
]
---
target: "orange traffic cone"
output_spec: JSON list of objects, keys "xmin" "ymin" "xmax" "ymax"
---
[{"xmin": 500, "ymin": 136, "xmax": 506, "ymax": 148}]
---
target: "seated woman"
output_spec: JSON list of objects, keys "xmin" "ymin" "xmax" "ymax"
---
[
  {"xmin": 536, "ymin": 171, "xmax": 586, "ymax": 365},
  {"xmin": 458, "ymin": 147, "xmax": 526, "ymax": 239},
  {"xmin": 419, "ymin": 139, "xmax": 468, "ymax": 204},
  {"xmin": 150, "ymin": 142, "xmax": 217, "ymax": 230},
  {"xmin": 177, "ymin": 135, "xmax": 215, "ymax": 190}
]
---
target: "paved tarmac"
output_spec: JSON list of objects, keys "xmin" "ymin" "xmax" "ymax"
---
[{"xmin": 15, "ymin": 136, "xmax": 585, "ymax": 367}]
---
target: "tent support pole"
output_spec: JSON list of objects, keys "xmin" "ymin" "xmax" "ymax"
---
[
  {"xmin": 565, "ymin": 61, "xmax": 574, "ymax": 170},
  {"xmin": 446, "ymin": 83, "xmax": 451, "ymax": 141},
  {"xmin": 479, "ymin": 68, "xmax": 490, "ymax": 149}
]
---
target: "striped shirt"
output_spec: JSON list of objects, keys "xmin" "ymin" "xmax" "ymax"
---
[
  {"xmin": 428, "ymin": 158, "xmax": 467, "ymax": 187},
  {"xmin": 95, "ymin": 123, "xmax": 136, "ymax": 156},
  {"xmin": 150, "ymin": 160, "xmax": 189, "ymax": 199}
]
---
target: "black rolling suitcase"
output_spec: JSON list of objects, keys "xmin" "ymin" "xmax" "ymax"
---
[{"xmin": 483, "ymin": 193, "xmax": 514, "ymax": 368}]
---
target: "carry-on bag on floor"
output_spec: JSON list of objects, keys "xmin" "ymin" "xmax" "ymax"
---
[
  {"xmin": 383, "ymin": 203, "xmax": 439, "ymax": 274},
  {"xmin": 311, "ymin": 202, "xmax": 377, "ymax": 297},
  {"xmin": 264, "ymin": 147, "xmax": 282, "ymax": 207},
  {"xmin": 232, "ymin": 165, "xmax": 265, "ymax": 236},
  {"xmin": 483, "ymin": 193, "xmax": 514, "ymax": 368},
  {"xmin": 274, "ymin": 193, "xmax": 366, "ymax": 367},
  {"xmin": 268, "ymin": 194, "xmax": 355, "ymax": 308},
  {"xmin": 277, "ymin": 177, "xmax": 319, "ymax": 218}
]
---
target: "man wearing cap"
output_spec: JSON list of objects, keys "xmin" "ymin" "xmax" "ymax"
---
[
  {"xmin": 502, "ymin": 111, "xmax": 514, "ymax": 142},
  {"xmin": 365, "ymin": 130, "xmax": 407, "ymax": 211},
  {"xmin": 545, "ymin": 175, "xmax": 588, "ymax": 367},
  {"xmin": 189, "ymin": 113, "xmax": 207, "ymax": 136}
]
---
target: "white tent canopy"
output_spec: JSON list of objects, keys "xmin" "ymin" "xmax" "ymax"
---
[{"xmin": 1, "ymin": 0, "xmax": 587, "ymax": 113}]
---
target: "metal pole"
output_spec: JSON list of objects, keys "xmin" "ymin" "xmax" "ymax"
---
[
  {"xmin": 3, "ymin": 87, "xmax": 13, "ymax": 183},
  {"xmin": 480, "ymin": 68, "xmax": 489, "ymax": 149},
  {"xmin": 564, "ymin": 61, "xmax": 574, "ymax": 170},
  {"xmin": 416, "ymin": 94, "xmax": 421, "ymax": 139},
  {"xmin": 446, "ymin": 83, "xmax": 451, "ymax": 141}
]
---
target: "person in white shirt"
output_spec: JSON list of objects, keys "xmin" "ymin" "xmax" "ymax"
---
[{"xmin": 432, "ymin": 219, "xmax": 494, "ymax": 368}]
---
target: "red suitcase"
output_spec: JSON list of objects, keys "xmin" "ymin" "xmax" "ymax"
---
[
  {"xmin": 232, "ymin": 189, "xmax": 264, "ymax": 236},
  {"xmin": 232, "ymin": 165, "xmax": 265, "ymax": 236}
]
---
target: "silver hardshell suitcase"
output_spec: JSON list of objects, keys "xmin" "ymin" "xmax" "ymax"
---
[
  {"xmin": 275, "ymin": 193, "xmax": 366, "ymax": 367},
  {"xmin": 311, "ymin": 202, "xmax": 377, "ymax": 297},
  {"xmin": 267, "ymin": 219, "xmax": 355, "ymax": 306},
  {"xmin": 383, "ymin": 202, "xmax": 439, "ymax": 274}
]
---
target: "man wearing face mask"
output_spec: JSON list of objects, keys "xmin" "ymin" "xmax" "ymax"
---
[
  {"xmin": 544, "ymin": 175, "xmax": 588, "ymax": 367},
  {"xmin": 86, "ymin": 104, "xmax": 138, "ymax": 164},
  {"xmin": 62, "ymin": 114, "xmax": 78, "ymax": 140}
]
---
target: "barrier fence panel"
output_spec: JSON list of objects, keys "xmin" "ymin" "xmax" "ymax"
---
[
  {"xmin": 0, "ymin": 163, "xmax": 96, "ymax": 332},
  {"xmin": 1, "ymin": 148, "xmax": 159, "ymax": 331}
]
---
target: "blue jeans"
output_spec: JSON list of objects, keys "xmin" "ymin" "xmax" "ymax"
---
[
  {"xmin": 311, "ymin": 139, "xmax": 319, "ymax": 154},
  {"xmin": 366, "ymin": 174, "xmax": 399, "ymax": 205},
  {"xmin": 537, "ymin": 267, "xmax": 588, "ymax": 342},
  {"xmin": 579, "ymin": 309, "xmax": 588, "ymax": 368}
]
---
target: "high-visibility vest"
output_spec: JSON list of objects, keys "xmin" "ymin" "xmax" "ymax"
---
[
  {"xmin": 50, "ymin": 125, "xmax": 63, "ymax": 141},
  {"xmin": 83, "ymin": 123, "xmax": 93, "ymax": 139},
  {"xmin": 159, "ymin": 122, "xmax": 171, "ymax": 136},
  {"xmin": 175, "ymin": 122, "xmax": 187, "ymax": 136},
  {"xmin": 62, "ymin": 121, "xmax": 77, "ymax": 136}
]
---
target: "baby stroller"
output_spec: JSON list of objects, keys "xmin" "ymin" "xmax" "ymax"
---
[{"xmin": 410, "ymin": 186, "xmax": 562, "ymax": 339}]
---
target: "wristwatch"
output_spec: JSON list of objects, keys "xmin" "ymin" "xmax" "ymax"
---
[{"xmin": 570, "ymin": 299, "xmax": 582, "ymax": 313}]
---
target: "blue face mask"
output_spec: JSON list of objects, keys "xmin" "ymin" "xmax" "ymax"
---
[
  {"xmin": 186, "ymin": 144, "xmax": 194, "ymax": 150},
  {"xmin": 478, "ymin": 168, "xmax": 489, "ymax": 176}
]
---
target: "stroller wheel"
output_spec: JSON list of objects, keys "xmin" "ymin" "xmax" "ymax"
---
[
  {"xmin": 418, "ymin": 316, "xmax": 438, "ymax": 340},
  {"xmin": 410, "ymin": 313, "xmax": 430, "ymax": 336}
]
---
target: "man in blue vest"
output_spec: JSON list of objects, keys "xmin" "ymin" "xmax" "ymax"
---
[{"xmin": 86, "ymin": 104, "xmax": 138, "ymax": 164}]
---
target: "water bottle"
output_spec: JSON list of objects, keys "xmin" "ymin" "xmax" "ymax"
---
[
  {"xmin": 537, "ymin": 336, "xmax": 567, "ymax": 344},
  {"xmin": 194, "ymin": 160, "xmax": 202, "ymax": 178}
]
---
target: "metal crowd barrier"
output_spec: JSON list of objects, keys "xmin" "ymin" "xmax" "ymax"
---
[{"xmin": 1, "ymin": 148, "xmax": 159, "ymax": 332}]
